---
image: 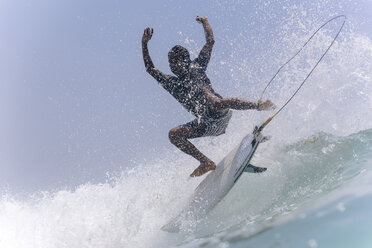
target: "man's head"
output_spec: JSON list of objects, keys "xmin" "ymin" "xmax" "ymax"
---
[{"xmin": 168, "ymin": 45, "xmax": 191, "ymax": 77}]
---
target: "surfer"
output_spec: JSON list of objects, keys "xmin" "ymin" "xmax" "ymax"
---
[{"xmin": 142, "ymin": 16, "xmax": 275, "ymax": 177}]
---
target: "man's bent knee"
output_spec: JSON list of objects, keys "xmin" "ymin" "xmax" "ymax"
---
[
  {"xmin": 168, "ymin": 126, "xmax": 193, "ymax": 144},
  {"xmin": 168, "ymin": 127, "xmax": 179, "ymax": 144},
  {"xmin": 169, "ymin": 127, "xmax": 184, "ymax": 143}
]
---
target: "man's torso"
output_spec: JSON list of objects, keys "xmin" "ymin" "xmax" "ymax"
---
[{"xmin": 163, "ymin": 60, "xmax": 221, "ymax": 117}]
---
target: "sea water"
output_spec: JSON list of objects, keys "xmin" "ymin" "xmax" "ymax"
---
[{"xmin": 1, "ymin": 3, "xmax": 372, "ymax": 248}]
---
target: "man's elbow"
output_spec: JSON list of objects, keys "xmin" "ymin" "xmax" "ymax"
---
[
  {"xmin": 146, "ymin": 67, "xmax": 156, "ymax": 74},
  {"xmin": 207, "ymin": 38, "xmax": 215, "ymax": 45}
]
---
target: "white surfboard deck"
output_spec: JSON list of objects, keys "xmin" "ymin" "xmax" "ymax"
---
[{"xmin": 162, "ymin": 129, "xmax": 266, "ymax": 232}]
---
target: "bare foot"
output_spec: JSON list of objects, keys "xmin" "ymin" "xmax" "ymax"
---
[
  {"xmin": 190, "ymin": 160, "xmax": 216, "ymax": 177},
  {"xmin": 259, "ymin": 100, "xmax": 276, "ymax": 111}
]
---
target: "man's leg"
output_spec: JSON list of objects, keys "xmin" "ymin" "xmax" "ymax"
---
[
  {"xmin": 214, "ymin": 97, "xmax": 257, "ymax": 110},
  {"xmin": 204, "ymin": 89, "xmax": 275, "ymax": 112},
  {"xmin": 169, "ymin": 126, "xmax": 216, "ymax": 177}
]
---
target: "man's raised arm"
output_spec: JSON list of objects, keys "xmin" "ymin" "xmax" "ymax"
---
[
  {"xmin": 196, "ymin": 16, "xmax": 215, "ymax": 68},
  {"xmin": 141, "ymin": 27, "xmax": 169, "ymax": 83},
  {"xmin": 142, "ymin": 27, "xmax": 156, "ymax": 73}
]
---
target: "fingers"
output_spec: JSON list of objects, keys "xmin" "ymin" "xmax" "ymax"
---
[
  {"xmin": 268, "ymin": 100, "xmax": 276, "ymax": 110},
  {"xmin": 142, "ymin": 27, "xmax": 154, "ymax": 42},
  {"xmin": 196, "ymin": 16, "xmax": 207, "ymax": 23},
  {"xmin": 267, "ymin": 100, "xmax": 276, "ymax": 110},
  {"xmin": 143, "ymin": 27, "xmax": 153, "ymax": 36},
  {"xmin": 264, "ymin": 100, "xmax": 276, "ymax": 110}
]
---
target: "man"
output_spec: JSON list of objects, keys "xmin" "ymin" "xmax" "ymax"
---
[{"xmin": 142, "ymin": 16, "xmax": 275, "ymax": 177}]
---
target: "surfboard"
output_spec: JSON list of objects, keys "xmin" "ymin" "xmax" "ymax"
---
[{"xmin": 162, "ymin": 127, "xmax": 267, "ymax": 232}]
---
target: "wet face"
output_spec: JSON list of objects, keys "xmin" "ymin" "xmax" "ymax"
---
[
  {"xmin": 168, "ymin": 45, "xmax": 191, "ymax": 77},
  {"xmin": 169, "ymin": 57, "xmax": 190, "ymax": 76}
]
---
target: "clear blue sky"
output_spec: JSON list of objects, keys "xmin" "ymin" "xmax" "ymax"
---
[{"xmin": 0, "ymin": 0, "xmax": 371, "ymax": 194}]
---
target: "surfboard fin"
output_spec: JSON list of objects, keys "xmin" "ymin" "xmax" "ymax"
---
[
  {"xmin": 244, "ymin": 164, "xmax": 267, "ymax": 173},
  {"xmin": 261, "ymin": 136, "xmax": 271, "ymax": 143}
]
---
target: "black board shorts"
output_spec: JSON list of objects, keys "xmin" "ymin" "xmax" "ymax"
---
[{"xmin": 181, "ymin": 109, "xmax": 233, "ymax": 139}]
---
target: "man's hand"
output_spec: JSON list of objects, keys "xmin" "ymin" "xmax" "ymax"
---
[
  {"xmin": 142, "ymin": 27, "xmax": 156, "ymax": 73},
  {"xmin": 196, "ymin": 16, "xmax": 208, "ymax": 24},
  {"xmin": 258, "ymin": 100, "xmax": 276, "ymax": 111},
  {"xmin": 196, "ymin": 15, "xmax": 214, "ymax": 57},
  {"xmin": 142, "ymin": 27, "xmax": 153, "ymax": 44}
]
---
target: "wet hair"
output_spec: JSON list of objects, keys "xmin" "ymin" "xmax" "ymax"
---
[{"xmin": 168, "ymin": 45, "xmax": 191, "ymax": 64}]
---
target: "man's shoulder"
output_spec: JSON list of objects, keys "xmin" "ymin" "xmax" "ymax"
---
[
  {"xmin": 190, "ymin": 60, "xmax": 204, "ymax": 70},
  {"xmin": 155, "ymin": 72, "xmax": 177, "ymax": 83},
  {"xmin": 166, "ymin": 75, "xmax": 179, "ymax": 84},
  {"xmin": 160, "ymin": 74, "xmax": 180, "ymax": 91},
  {"xmin": 190, "ymin": 60, "xmax": 209, "ymax": 80},
  {"xmin": 169, "ymin": 75, "xmax": 178, "ymax": 80}
]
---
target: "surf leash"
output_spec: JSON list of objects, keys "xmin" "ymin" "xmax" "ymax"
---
[{"xmin": 256, "ymin": 15, "xmax": 346, "ymax": 133}]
